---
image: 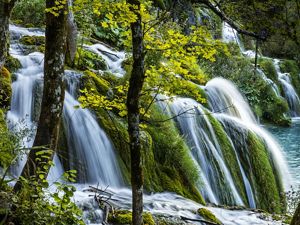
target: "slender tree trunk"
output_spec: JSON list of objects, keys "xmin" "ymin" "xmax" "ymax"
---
[
  {"xmin": 14, "ymin": 0, "xmax": 67, "ymax": 191},
  {"xmin": 126, "ymin": 1, "xmax": 145, "ymax": 225},
  {"xmin": 65, "ymin": 0, "xmax": 77, "ymax": 65},
  {"xmin": 291, "ymin": 204, "xmax": 300, "ymax": 225},
  {"xmin": 0, "ymin": 0, "xmax": 17, "ymax": 70}
]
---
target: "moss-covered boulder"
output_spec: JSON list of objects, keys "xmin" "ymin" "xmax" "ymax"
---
[
  {"xmin": 72, "ymin": 48, "xmax": 107, "ymax": 71},
  {"xmin": 246, "ymin": 131, "xmax": 284, "ymax": 213},
  {"xmin": 79, "ymin": 70, "xmax": 204, "ymax": 203},
  {"xmin": 0, "ymin": 109, "xmax": 16, "ymax": 168},
  {"xmin": 20, "ymin": 35, "xmax": 45, "ymax": 46},
  {"xmin": 80, "ymin": 70, "xmax": 110, "ymax": 95},
  {"xmin": 197, "ymin": 208, "xmax": 222, "ymax": 225},
  {"xmin": 206, "ymin": 113, "xmax": 247, "ymax": 205},
  {"xmin": 0, "ymin": 67, "xmax": 12, "ymax": 109},
  {"xmin": 108, "ymin": 210, "xmax": 155, "ymax": 225},
  {"xmin": 5, "ymin": 55, "xmax": 21, "ymax": 73},
  {"xmin": 19, "ymin": 35, "xmax": 45, "ymax": 53}
]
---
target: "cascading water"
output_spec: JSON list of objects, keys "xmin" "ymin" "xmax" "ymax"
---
[
  {"xmin": 205, "ymin": 78, "xmax": 291, "ymax": 190},
  {"xmin": 84, "ymin": 43, "xmax": 125, "ymax": 77},
  {"xmin": 158, "ymin": 78, "xmax": 290, "ymax": 209},
  {"xmin": 274, "ymin": 59, "xmax": 300, "ymax": 117},
  {"xmin": 63, "ymin": 71, "xmax": 123, "ymax": 186},
  {"xmin": 167, "ymin": 98, "xmax": 244, "ymax": 206},
  {"xmin": 222, "ymin": 22, "xmax": 256, "ymax": 58},
  {"xmin": 5, "ymin": 24, "xmax": 293, "ymax": 225},
  {"xmin": 7, "ymin": 25, "xmax": 123, "ymax": 187}
]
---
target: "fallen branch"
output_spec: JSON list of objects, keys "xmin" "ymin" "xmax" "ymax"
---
[{"xmin": 180, "ymin": 216, "xmax": 221, "ymax": 225}]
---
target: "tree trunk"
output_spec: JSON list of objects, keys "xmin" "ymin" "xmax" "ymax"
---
[
  {"xmin": 14, "ymin": 0, "xmax": 67, "ymax": 191},
  {"xmin": 0, "ymin": 0, "xmax": 17, "ymax": 70},
  {"xmin": 65, "ymin": 0, "xmax": 77, "ymax": 65},
  {"xmin": 291, "ymin": 204, "xmax": 300, "ymax": 225},
  {"xmin": 126, "ymin": 1, "xmax": 145, "ymax": 225}
]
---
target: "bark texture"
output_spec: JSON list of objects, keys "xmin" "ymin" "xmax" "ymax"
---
[
  {"xmin": 0, "ymin": 0, "xmax": 17, "ymax": 70},
  {"xmin": 126, "ymin": 1, "xmax": 145, "ymax": 225},
  {"xmin": 66, "ymin": 0, "xmax": 77, "ymax": 64},
  {"xmin": 291, "ymin": 204, "xmax": 300, "ymax": 225},
  {"xmin": 14, "ymin": 0, "xmax": 67, "ymax": 191}
]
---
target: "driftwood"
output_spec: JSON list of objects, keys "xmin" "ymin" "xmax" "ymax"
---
[
  {"xmin": 180, "ymin": 216, "xmax": 221, "ymax": 225},
  {"xmin": 87, "ymin": 185, "xmax": 114, "ymax": 224}
]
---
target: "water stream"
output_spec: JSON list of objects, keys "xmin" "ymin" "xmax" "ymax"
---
[{"xmin": 5, "ymin": 24, "xmax": 299, "ymax": 225}]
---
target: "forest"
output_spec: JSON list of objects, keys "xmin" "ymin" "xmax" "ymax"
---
[{"xmin": 0, "ymin": 0, "xmax": 300, "ymax": 224}]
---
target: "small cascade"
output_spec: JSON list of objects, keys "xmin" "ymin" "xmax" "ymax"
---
[
  {"xmin": 84, "ymin": 43, "xmax": 125, "ymax": 77},
  {"xmin": 63, "ymin": 71, "xmax": 124, "ymax": 186},
  {"xmin": 7, "ymin": 25, "xmax": 123, "ymax": 187},
  {"xmin": 274, "ymin": 59, "xmax": 300, "ymax": 117},
  {"xmin": 205, "ymin": 78, "xmax": 291, "ymax": 189},
  {"xmin": 222, "ymin": 22, "xmax": 256, "ymax": 58},
  {"xmin": 168, "ymin": 98, "xmax": 244, "ymax": 206},
  {"xmin": 7, "ymin": 26, "xmax": 64, "ymax": 181},
  {"xmin": 256, "ymin": 68, "xmax": 281, "ymax": 97},
  {"xmin": 75, "ymin": 187, "xmax": 283, "ymax": 225},
  {"xmin": 158, "ymin": 78, "xmax": 290, "ymax": 208}
]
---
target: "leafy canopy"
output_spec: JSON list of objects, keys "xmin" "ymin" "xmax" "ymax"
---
[{"xmin": 78, "ymin": 0, "xmax": 228, "ymax": 123}]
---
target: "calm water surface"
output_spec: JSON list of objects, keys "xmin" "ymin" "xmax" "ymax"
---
[{"xmin": 266, "ymin": 118, "xmax": 300, "ymax": 187}]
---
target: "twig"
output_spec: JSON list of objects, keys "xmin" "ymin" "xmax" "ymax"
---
[{"xmin": 180, "ymin": 216, "xmax": 221, "ymax": 225}]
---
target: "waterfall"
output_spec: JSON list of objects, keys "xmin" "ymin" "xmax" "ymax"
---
[
  {"xmin": 274, "ymin": 59, "xmax": 300, "ymax": 117},
  {"xmin": 63, "ymin": 71, "xmax": 123, "ymax": 186},
  {"xmin": 7, "ymin": 25, "xmax": 123, "ymax": 187},
  {"xmin": 158, "ymin": 77, "xmax": 290, "ymax": 208},
  {"xmin": 205, "ymin": 78, "xmax": 291, "ymax": 190},
  {"xmin": 168, "ymin": 98, "xmax": 244, "ymax": 206},
  {"xmin": 84, "ymin": 44, "xmax": 125, "ymax": 77}
]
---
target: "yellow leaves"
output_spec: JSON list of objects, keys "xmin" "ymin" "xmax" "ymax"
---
[
  {"xmin": 45, "ymin": 0, "xmax": 67, "ymax": 16},
  {"xmin": 101, "ymin": 22, "xmax": 109, "ymax": 28}
]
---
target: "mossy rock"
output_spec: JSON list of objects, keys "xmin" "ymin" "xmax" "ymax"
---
[
  {"xmin": 258, "ymin": 58, "xmax": 278, "ymax": 83},
  {"xmin": 206, "ymin": 113, "xmax": 247, "ymax": 205},
  {"xmin": 197, "ymin": 208, "xmax": 222, "ymax": 225},
  {"xmin": 5, "ymin": 55, "xmax": 21, "ymax": 72},
  {"xmin": 0, "ymin": 109, "xmax": 16, "ymax": 168},
  {"xmin": 72, "ymin": 48, "xmax": 107, "ymax": 71},
  {"xmin": 0, "ymin": 67, "xmax": 12, "ymax": 109},
  {"xmin": 20, "ymin": 35, "xmax": 45, "ymax": 46},
  {"xmin": 246, "ymin": 131, "xmax": 284, "ymax": 213},
  {"xmin": 80, "ymin": 70, "xmax": 110, "ymax": 95},
  {"xmin": 108, "ymin": 210, "xmax": 155, "ymax": 225}
]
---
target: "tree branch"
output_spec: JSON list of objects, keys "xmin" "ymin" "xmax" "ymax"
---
[{"xmin": 191, "ymin": 0, "xmax": 266, "ymax": 40}]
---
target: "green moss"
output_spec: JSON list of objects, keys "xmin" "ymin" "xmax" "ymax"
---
[
  {"xmin": 20, "ymin": 35, "xmax": 45, "ymax": 46},
  {"xmin": 72, "ymin": 48, "xmax": 107, "ymax": 71},
  {"xmin": 81, "ymin": 70, "xmax": 110, "ymax": 95},
  {"xmin": 0, "ymin": 67, "xmax": 12, "ymax": 109},
  {"xmin": 197, "ymin": 208, "xmax": 222, "ymax": 225},
  {"xmin": 246, "ymin": 131, "xmax": 284, "ymax": 213},
  {"xmin": 146, "ymin": 106, "xmax": 205, "ymax": 204},
  {"xmin": 206, "ymin": 113, "xmax": 247, "ymax": 205},
  {"xmin": 0, "ymin": 109, "xmax": 16, "ymax": 169},
  {"xmin": 261, "ymin": 93, "xmax": 291, "ymax": 127},
  {"xmin": 5, "ymin": 55, "xmax": 21, "ymax": 73},
  {"xmin": 258, "ymin": 58, "xmax": 278, "ymax": 83},
  {"xmin": 108, "ymin": 210, "xmax": 155, "ymax": 225}
]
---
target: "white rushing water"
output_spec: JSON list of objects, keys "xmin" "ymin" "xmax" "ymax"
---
[
  {"xmin": 274, "ymin": 59, "xmax": 300, "ymax": 117},
  {"xmin": 63, "ymin": 71, "xmax": 123, "ymax": 186},
  {"xmin": 205, "ymin": 78, "xmax": 292, "ymax": 190},
  {"xmin": 5, "ymin": 25, "xmax": 292, "ymax": 225},
  {"xmin": 74, "ymin": 187, "xmax": 283, "ymax": 225},
  {"xmin": 84, "ymin": 43, "xmax": 126, "ymax": 77},
  {"xmin": 222, "ymin": 22, "xmax": 257, "ymax": 58},
  {"xmin": 7, "ymin": 25, "xmax": 123, "ymax": 187}
]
